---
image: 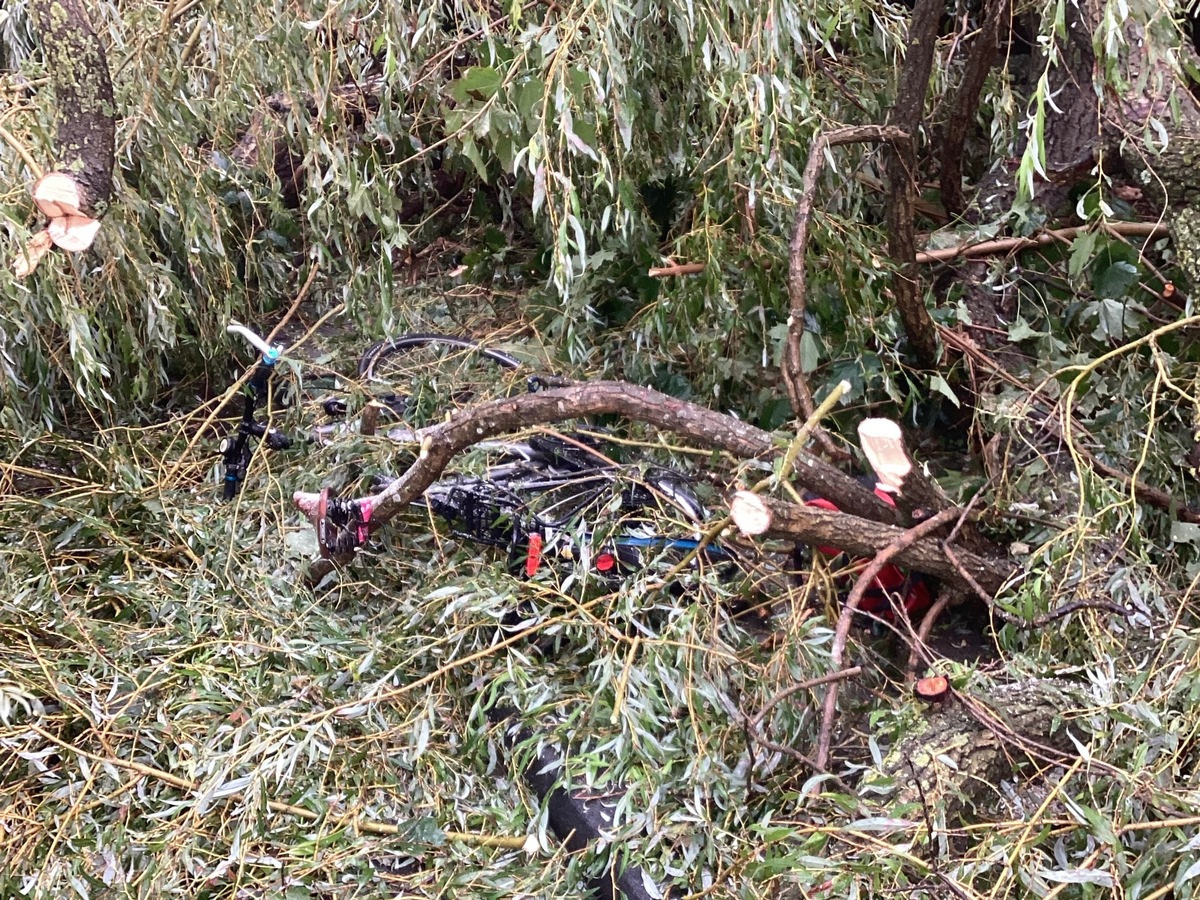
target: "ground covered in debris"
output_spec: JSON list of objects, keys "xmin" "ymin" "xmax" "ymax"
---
[{"xmin": 7, "ymin": 0, "xmax": 1200, "ymax": 896}]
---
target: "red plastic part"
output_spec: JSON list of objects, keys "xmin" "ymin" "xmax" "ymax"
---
[
  {"xmin": 595, "ymin": 551, "xmax": 617, "ymax": 573},
  {"xmin": 805, "ymin": 487, "xmax": 932, "ymax": 620},
  {"xmin": 525, "ymin": 533, "xmax": 544, "ymax": 577}
]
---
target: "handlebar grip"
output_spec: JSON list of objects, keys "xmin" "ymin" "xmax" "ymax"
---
[
  {"xmin": 227, "ymin": 322, "xmax": 277, "ymax": 358},
  {"xmin": 222, "ymin": 473, "xmax": 240, "ymax": 500}
]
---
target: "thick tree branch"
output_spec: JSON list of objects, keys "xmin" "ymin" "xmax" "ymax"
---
[
  {"xmin": 884, "ymin": 0, "xmax": 942, "ymax": 367},
  {"xmin": 940, "ymin": 0, "xmax": 1009, "ymax": 215},
  {"xmin": 298, "ymin": 381, "xmax": 904, "ymax": 580},
  {"xmin": 729, "ymin": 492, "xmax": 1014, "ymax": 595},
  {"xmin": 17, "ymin": 0, "xmax": 116, "ymax": 274}
]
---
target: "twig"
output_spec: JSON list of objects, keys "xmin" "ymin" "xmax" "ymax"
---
[
  {"xmin": 901, "ymin": 491, "xmax": 986, "ymax": 679},
  {"xmin": 647, "ymin": 262, "xmax": 706, "ymax": 278},
  {"xmin": 29, "ymin": 724, "xmax": 527, "ymax": 850},
  {"xmin": 0, "ymin": 123, "xmax": 43, "ymax": 179},
  {"xmin": 784, "ymin": 125, "xmax": 908, "ymax": 458},
  {"xmin": 916, "ymin": 222, "xmax": 1168, "ymax": 264},
  {"xmin": 936, "ymin": 323, "xmax": 1200, "ymax": 523},
  {"xmin": 775, "ymin": 379, "xmax": 850, "ymax": 502},
  {"xmin": 905, "ymin": 586, "xmax": 960, "ymax": 682},
  {"xmin": 815, "ymin": 508, "xmax": 961, "ymax": 768},
  {"xmin": 749, "ymin": 666, "xmax": 863, "ymax": 732},
  {"xmin": 941, "ymin": 541, "xmax": 1129, "ymax": 627}
]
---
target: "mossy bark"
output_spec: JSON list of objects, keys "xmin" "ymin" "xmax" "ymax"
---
[
  {"xmin": 29, "ymin": 0, "xmax": 115, "ymax": 217},
  {"xmin": 865, "ymin": 679, "xmax": 1082, "ymax": 824}
]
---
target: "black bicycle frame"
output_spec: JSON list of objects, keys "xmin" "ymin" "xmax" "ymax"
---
[{"xmin": 221, "ymin": 326, "xmax": 290, "ymax": 500}]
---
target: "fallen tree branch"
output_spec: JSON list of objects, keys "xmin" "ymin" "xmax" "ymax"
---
[
  {"xmin": 297, "ymin": 381, "xmax": 901, "ymax": 582},
  {"xmin": 729, "ymin": 492, "xmax": 1014, "ymax": 595},
  {"xmin": 916, "ymin": 222, "xmax": 1168, "ymax": 264},
  {"xmin": 648, "ymin": 262, "xmax": 706, "ymax": 278},
  {"xmin": 815, "ymin": 508, "xmax": 964, "ymax": 768}
]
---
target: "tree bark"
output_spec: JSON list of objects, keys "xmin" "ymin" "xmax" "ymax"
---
[
  {"xmin": 29, "ymin": 0, "xmax": 115, "ymax": 218},
  {"xmin": 940, "ymin": 0, "xmax": 1010, "ymax": 215},
  {"xmin": 784, "ymin": 126, "xmax": 908, "ymax": 437},
  {"xmin": 730, "ymin": 492, "xmax": 1014, "ymax": 595},
  {"xmin": 870, "ymin": 680, "xmax": 1083, "ymax": 824},
  {"xmin": 884, "ymin": 0, "xmax": 941, "ymax": 368},
  {"xmin": 315, "ymin": 380, "xmax": 900, "ymax": 526}
]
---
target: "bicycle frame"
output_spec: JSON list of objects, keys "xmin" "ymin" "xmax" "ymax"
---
[{"xmin": 220, "ymin": 323, "xmax": 291, "ymax": 500}]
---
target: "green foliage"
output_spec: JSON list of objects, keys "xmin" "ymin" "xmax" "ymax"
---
[{"xmin": 0, "ymin": 0, "xmax": 986, "ymax": 427}]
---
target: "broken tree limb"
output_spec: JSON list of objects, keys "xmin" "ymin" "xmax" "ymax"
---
[
  {"xmin": 816, "ymin": 507, "xmax": 964, "ymax": 768},
  {"xmin": 728, "ymin": 491, "xmax": 1015, "ymax": 595},
  {"xmin": 648, "ymin": 262, "xmax": 706, "ymax": 278},
  {"xmin": 17, "ymin": 0, "xmax": 116, "ymax": 274},
  {"xmin": 915, "ymin": 222, "xmax": 1168, "ymax": 265},
  {"xmin": 297, "ymin": 381, "xmax": 904, "ymax": 581}
]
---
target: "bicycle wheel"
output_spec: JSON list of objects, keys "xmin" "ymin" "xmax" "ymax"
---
[{"xmin": 357, "ymin": 333, "xmax": 525, "ymax": 426}]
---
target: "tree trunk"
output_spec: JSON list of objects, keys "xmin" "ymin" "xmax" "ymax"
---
[
  {"xmin": 884, "ymin": 0, "xmax": 941, "ymax": 369},
  {"xmin": 870, "ymin": 679, "xmax": 1083, "ymax": 825},
  {"xmin": 29, "ymin": 0, "xmax": 115, "ymax": 218},
  {"xmin": 14, "ymin": 0, "xmax": 116, "ymax": 272}
]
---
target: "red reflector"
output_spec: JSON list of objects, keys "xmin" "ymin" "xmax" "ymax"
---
[
  {"xmin": 595, "ymin": 552, "xmax": 616, "ymax": 573},
  {"xmin": 525, "ymin": 533, "xmax": 543, "ymax": 577}
]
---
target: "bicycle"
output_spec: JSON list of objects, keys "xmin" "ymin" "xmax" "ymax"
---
[{"xmin": 222, "ymin": 322, "xmax": 737, "ymax": 585}]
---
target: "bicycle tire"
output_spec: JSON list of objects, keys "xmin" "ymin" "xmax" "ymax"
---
[
  {"xmin": 357, "ymin": 333, "xmax": 521, "ymax": 379},
  {"xmin": 357, "ymin": 332, "xmax": 524, "ymax": 425}
]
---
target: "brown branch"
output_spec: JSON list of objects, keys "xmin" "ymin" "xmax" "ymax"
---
[
  {"xmin": 884, "ymin": 0, "xmax": 942, "ymax": 368},
  {"xmin": 815, "ymin": 508, "xmax": 964, "ymax": 768},
  {"xmin": 748, "ymin": 666, "xmax": 863, "ymax": 733},
  {"xmin": 299, "ymin": 381, "xmax": 901, "ymax": 582},
  {"xmin": 905, "ymin": 586, "xmax": 961, "ymax": 681},
  {"xmin": 731, "ymin": 492, "xmax": 1014, "ymax": 594},
  {"xmin": 784, "ymin": 125, "xmax": 908, "ymax": 458},
  {"xmin": 916, "ymin": 222, "xmax": 1169, "ymax": 264},
  {"xmin": 648, "ymin": 262, "xmax": 706, "ymax": 278},
  {"xmin": 940, "ymin": 0, "xmax": 1010, "ymax": 215}
]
